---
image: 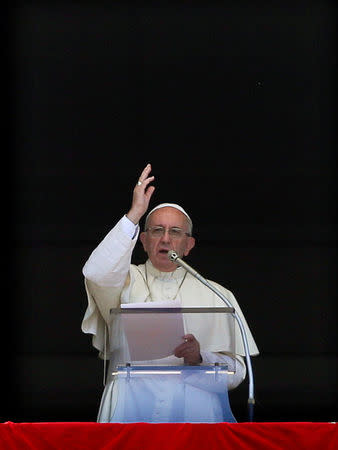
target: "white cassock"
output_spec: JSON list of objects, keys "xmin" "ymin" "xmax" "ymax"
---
[{"xmin": 82, "ymin": 216, "xmax": 259, "ymax": 423}]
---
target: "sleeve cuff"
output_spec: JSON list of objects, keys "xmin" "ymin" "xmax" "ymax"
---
[{"xmin": 121, "ymin": 214, "xmax": 139, "ymax": 239}]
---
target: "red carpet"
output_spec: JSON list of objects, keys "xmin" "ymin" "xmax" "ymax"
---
[{"xmin": 1, "ymin": 422, "xmax": 337, "ymax": 449}]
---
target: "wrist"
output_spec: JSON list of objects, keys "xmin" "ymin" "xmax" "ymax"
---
[{"xmin": 126, "ymin": 209, "xmax": 143, "ymax": 225}]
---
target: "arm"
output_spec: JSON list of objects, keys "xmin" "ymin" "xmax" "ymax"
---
[
  {"xmin": 82, "ymin": 215, "xmax": 138, "ymax": 287},
  {"xmin": 174, "ymin": 334, "xmax": 246, "ymax": 389},
  {"xmin": 201, "ymin": 352, "xmax": 246, "ymax": 390},
  {"xmin": 81, "ymin": 165, "xmax": 156, "ymax": 350},
  {"xmin": 82, "ymin": 164, "xmax": 155, "ymax": 287}
]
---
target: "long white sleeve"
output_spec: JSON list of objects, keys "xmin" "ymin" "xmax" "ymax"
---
[
  {"xmin": 81, "ymin": 215, "xmax": 139, "ymax": 353},
  {"xmin": 200, "ymin": 351, "xmax": 246, "ymax": 390},
  {"xmin": 82, "ymin": 215, "xmax": 139, "ymax": 287}
]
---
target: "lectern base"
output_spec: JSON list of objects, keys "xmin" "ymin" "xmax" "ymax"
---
[{"xmin": 110, "ymin": 365, "xmax": 236, "ymax": 423}]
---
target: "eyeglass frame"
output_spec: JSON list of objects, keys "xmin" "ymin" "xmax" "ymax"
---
[{"xmin": 145, "ymin": 225, "xmax": 191, "ymax": 239}]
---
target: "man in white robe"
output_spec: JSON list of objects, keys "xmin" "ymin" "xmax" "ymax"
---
[{"xmin": 82, "ymin": 164, "xmax": 259, "ymax": 422}]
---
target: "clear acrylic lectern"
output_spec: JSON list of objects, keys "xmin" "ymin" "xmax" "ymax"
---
[{"xmin": 107, "ymin": 306, "xmax": 237, "ymax": 423}]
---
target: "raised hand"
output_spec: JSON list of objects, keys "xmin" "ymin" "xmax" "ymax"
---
[{"xmin": 126, "ymin": 164, "xmax": 155, "ymax": 224}]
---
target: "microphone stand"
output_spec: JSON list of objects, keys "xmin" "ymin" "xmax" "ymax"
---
[{"xmin": 168, "ymin": 251, "xmax": 255, "ymax": 422}]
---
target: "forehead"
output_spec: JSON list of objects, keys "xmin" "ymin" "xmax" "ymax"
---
[{"xmin": 148, "ymin": 207, "xmax": 188, "ymax": 227}]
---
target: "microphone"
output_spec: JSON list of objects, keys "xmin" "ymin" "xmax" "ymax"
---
[
  {"xmin": 168, "ymin": 250, "xmax": 205, "ymax": 282},
  {"xmin": 168, "ymin": 249, "xmax": 256, "ymax": 421}
]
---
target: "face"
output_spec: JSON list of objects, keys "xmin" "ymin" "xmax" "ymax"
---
[{"xmin": 140, "ymin": 207, "xmax": 195, "ymax": 272}]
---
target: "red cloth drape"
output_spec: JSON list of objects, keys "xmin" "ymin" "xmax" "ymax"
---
[{"xmin": 1, "ymin": 422, "xmax": 337, "ymax": 450}]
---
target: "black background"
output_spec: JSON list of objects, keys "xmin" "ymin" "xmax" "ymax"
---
[{"xmin": 5, "ymin": 1, "xmax": 337, "ymax": 422}]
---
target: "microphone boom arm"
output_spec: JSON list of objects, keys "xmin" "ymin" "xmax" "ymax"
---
[{"xmin": 168, "ymin": 250, "xmax": 255, "ymax": 421}]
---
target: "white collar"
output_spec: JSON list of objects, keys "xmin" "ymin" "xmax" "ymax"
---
[{"xmin": 145, "ymin": 259, "xmax": 185, "ymax": 281}]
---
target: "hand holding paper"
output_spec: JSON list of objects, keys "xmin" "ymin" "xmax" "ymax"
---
[{"xmin": 174, "ymin": 333, "xmax": 202, "ymax": 365}]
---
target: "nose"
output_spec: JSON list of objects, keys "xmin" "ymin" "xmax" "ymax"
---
[{"xmin": 160, "ymin": 229, "xmax": 171, "ymax": 243}]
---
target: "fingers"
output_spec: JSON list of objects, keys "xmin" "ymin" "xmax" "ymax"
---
[
  {"xmin": 137, "ymin": 163, "xmax": 153, "ymax": 186},
  {"xmin": 174, "ymin": 334, "xmax": 200, "ymax": 361},
  {"xmin": 126, "ymin": 164, "xmax": 155, "ymax": 225},
  {"xmin": 145, "ymin": 185, "xmax": 155, "ymax": 201},
  {"xmin": 175, "ymin": 334, "xmax": 195, "ymax": 353},
  {"xmin": 138, "ymin": 175, "xmax": 155, "ymax": 190},
  {"xmin": 140, "ymin": 163, "xmax": 152, "ymax": 179},
  {"xmin": 135, "ymin": 163, "xmax": 155, "ymax": 200},
  {"xmin": 183, "ymin": 334, "xmax": 195, "ymax": 342},
  {"xmin": 135, "ymin": 164, "xmax": 155, "ymax": 198}
]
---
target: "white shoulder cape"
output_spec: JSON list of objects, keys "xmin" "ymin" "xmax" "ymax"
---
[{"xmin": 81, "ymin": 262, "xmax": 259, "ymax": 358}]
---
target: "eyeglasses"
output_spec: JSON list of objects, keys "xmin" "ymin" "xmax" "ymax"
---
[{"xmin": 146, "ymin": 226, "xmax": 191, "ymax": 239}]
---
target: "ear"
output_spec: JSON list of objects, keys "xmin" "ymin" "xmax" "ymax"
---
[
  {"xmin": 183, "ymin": 236, "xmax": 195, "ymax": 257},
  {"xmin": 139, "ymin": 231, "xmax": 148, "ymax": 252}
]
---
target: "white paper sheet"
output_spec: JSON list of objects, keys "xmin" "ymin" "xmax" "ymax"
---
[{"xmin": 121, "ymin": 301, "xmax": 185, "ymax": 361}]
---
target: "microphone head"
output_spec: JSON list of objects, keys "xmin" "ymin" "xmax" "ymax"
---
[{"xmin": 168, "ymin": 250, "xmax": 179, "ymax": 262}]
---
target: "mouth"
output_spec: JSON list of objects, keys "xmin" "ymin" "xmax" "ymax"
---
[
  {"xmin": 158, "ymin": 248, "xmax": 172, "ymax": 258},
  {"xmin": 159, "ymin": 249, "xmax": 169, "ymax": 254}
]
